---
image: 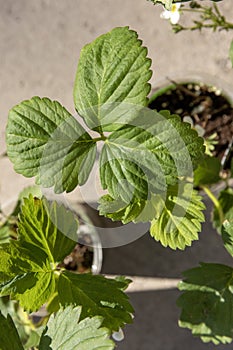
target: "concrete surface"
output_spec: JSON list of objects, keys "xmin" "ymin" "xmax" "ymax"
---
[{"xmin": 1, "ymin": 1, "xmax": 233, "ymax": 349}]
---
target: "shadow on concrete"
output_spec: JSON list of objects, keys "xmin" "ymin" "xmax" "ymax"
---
[
  {"xmin": 115, "ymin": 289, "xmax": 232, "ymax": 350},
  {"xmin": 82, "ymin": 197, "xmax": 233, "ymax": 348},
  {"xmin": 100, "ymin": 198, "xmax": 232, "ymax": 278}
]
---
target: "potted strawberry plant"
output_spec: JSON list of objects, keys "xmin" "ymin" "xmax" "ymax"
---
[{"xmin": 0, "ymin": 24, "xmax": 232, "ymax": 348}]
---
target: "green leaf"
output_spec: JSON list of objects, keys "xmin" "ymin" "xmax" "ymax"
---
[
  {"xmin": 229, "ymin": 40, "xmax": 233, "ymax": 68},
  {"xmin": 0, "ymin": 296, "xmax": 41, "ymax": 349},
  {"xmin": 222, "ymin": 221, "xmax": 233, "ymax": 258},
  {"xmin": 177, "ymin": 263, "xmax": 233, "ymax": 345},
  {"xmin": 57, "ymin": 271, "xmax": 134, "ymax": 332},
  {"xmin": 194, "ymin": 156, "xmax": 221, "ymax": 186},
  {"xmin": 0, "ymin": 311, "xmax": 24, "ymax": 350},
  {"xmin": 0, "ymin": 185, "xmax": 42, "ymax": 244},
  {"xmin": 6, "ymin": 97, "xmax": 96, "ymax": 193},
  {"xmin": 99, "ymin": 182, "xmax": 205, "ymax": 250},
  {"xmin": 18, "ymin": 185, "xmax": 42, "ymax": 202},
  {"xmin": 150, "ymin": 182, "xmax": 205, "ymax": 250},
  {"xmin": 0, "ymin": 196, "xmax": 77, "ymax": 311},
  {"xmin": 0, "ymin": 225, "xmax": 12, "ymax": 244},
  {"xmin": 73, "ymin": 27, "xmax": 152, "ymax": 131},
  {"xmin": 100, "ymin": 111, "xmax": 204, "ymax": 202},
  {"xmin": 213, "ymin": 188, "xmax": 233, "ymax": 233},
  {"xmin": 39, "ymin": 306, "xmax": 115, "ymax": 350},
  {"xmin": 98, "ymin": 194, "xmax": 146, "ymax": 224},
  {"xmin": 148, "ymin": 0, "xmax": 173, "ymax": 9}
]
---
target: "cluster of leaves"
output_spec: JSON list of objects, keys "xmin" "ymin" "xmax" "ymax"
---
[
  {"xmin": 177, "ymin": 221, "xmax": 233, "ymax": 345},
  {"xmin": 6, "ymin": 26, "xmax": 206, "ymax": 251},
  {"xmin": 0, "ymin": 195, "xmax": 133, "ymax": 349},
  {"xmin": 0, "ymin": 305, "xmax": 115, "ymax": 350}
]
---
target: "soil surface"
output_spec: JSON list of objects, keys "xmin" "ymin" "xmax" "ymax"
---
[
  {"xmin": 59, "ymin": 232, "xmax": 94, "ymax": 273},
  {"xmin": 149, "ymin": 82, "xmax": 233, "ymax": 169}
]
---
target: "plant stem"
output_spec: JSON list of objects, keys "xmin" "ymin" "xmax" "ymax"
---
[
  {"xmin": 173, "ymin": 2, "xmax": 233, "ymax": 33},
  {"xmin": 201, "ymin": 185, "xmax": 224, "ymax": 225},
  {"xmin": 93, "ymin": 134, "xmax": 107, "ymax": 142}
]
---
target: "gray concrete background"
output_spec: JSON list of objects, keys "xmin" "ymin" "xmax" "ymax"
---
[{"xmin": 1, "ymin": 1, "xmax": 233, "ymax": 349}]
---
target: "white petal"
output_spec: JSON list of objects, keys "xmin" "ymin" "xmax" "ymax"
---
[
  {"xmin": 112, "ymin": 328, "xmax": 124, "ymax": 342},
  {"xmin": 175, "ymin": 3, "xmax": 181, "ymax": 10},
  {"xmin": 170, "ymin": 11, "xmax": 180, "ymax": 24},
  {"xmin": 160, "ymin": 10, "xmax": 171, "ymax": 20}
]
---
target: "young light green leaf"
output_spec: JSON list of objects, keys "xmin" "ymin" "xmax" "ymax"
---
[
  {"xmin": 150, "ymin": 182, "xmax": 205, "ymax": 250},
  {"xmin": 57, "ymin": 271, "xmax": 134, "ymax": 332},
  {"xmin": 222, "ymin": 221, "xmax": 233, "ymax": 258},
  {"xmin": 39, "ymin": 306, "xmax": 115, "ymax": 350},
  {"xmin": 0, "ymin": 196, "xmax": 77, "ymax": 311},
  {"xmin": 73, "ymin": 27, "xmax": 152, "ymax": 131},
  {"xmin": 0, "ymin": 311, "xmax": 24, "ymax": 350},
  {"xmin": 6, "ymin": 97, "xmax": 96, "ymax": 193},
  {"xmin": 100, "ymin": 111, "xmax": 204, "ymax": 202},
  {"xmin": 0, "ymin": 185, "xmax": 42, "ymax": 244},
  {"xmin": 0, "ymin": 225, "xmax": 12, "ymax": 244},
  {"xmin": 194, "ymin": 155, "xmax": 221, "ymax": 186},
  {"xmin": 177, "ymin": 263, "xmax": 233, "ymax": 345},
  {"xmin": 213, "ymin": 188, "xmax": 233, "ymax": 233},
  {"xmin": 229, "ymin": 40, "xmax": 233, "ymax": 68}
]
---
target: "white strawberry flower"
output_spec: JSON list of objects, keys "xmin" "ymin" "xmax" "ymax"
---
[{"xmin": 160, "ymin": 2, "xmax": 181, "ymax": 25}]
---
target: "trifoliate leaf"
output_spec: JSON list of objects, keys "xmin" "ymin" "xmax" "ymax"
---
[
  {"xmin": 150, "ymin": 182, "xmax": 205, "ymax": 250},
  {"xmin": 6, "ymin": 97, "xmax": 96, "ymax": 193},
  {"xmin": 39, "ymin": 306, "xmax": 115, "ymax": 350},
  {"xmin": 73, "ymin": 27, "xmax": 152, "ymax": 131},
  {"xmin": 100, "ymin": 111, "xmax": 204, "ymax": 202},
  {"xmin": 222, "ymin": 221, "xmax": 233, "ymax": 258},
  {"xmin": 0, "ymin": 311, "xmax": 24, "ymax": 350},
  {"xmin": 57, "ymin": 271, "xmax": 134, "ymax": 332},
  {"xmin": 177, "ymin": 263, "xmax": 233, "ymax": 345},
  {"xmin": 213, "ymin": 188, "xmax": 233, "ymax": 233},
  {"xmin": 0, "ymin": 196, "xmax": 77, "ymax": 311},
  {"xmin": 194, "ymin": 156, "xmax": 221, "ymax": 186}
]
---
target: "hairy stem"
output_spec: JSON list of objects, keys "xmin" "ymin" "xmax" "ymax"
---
[{"xmin": 201, "ymin": 186, "xmax": 224, "ymax": 225}]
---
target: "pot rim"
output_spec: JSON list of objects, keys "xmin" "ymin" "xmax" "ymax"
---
[{"xmin": 149, "ymin": 70, "xmax": 233, "ymax": 106}]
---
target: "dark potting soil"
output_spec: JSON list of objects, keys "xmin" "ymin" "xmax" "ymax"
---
[
  {"xmin": 59, "ymin": 233, "xmax": 94, "ymax": 273},
  {"xmin": 149, "ymin": 82, "xmax": 233, "ymax": 168}
]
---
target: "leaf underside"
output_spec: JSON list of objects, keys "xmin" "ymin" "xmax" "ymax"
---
[{"xmin": 39, "ymin": 306, "xmax": 115, "ymax": 350}]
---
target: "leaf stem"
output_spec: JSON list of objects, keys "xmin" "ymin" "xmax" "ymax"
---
[
  {"xmin": 93, "ymin": 134, "xmax": 107, "ymax": 142},
  {"xmin": 201, "ymin": 185, "xmax": 224, "ymax": 225}
]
